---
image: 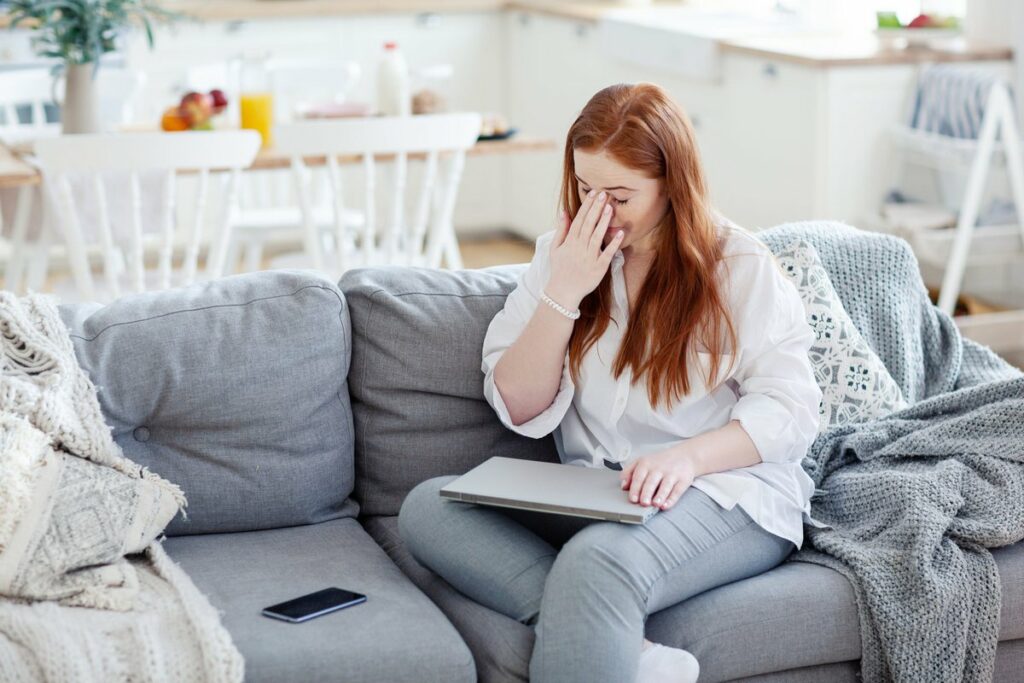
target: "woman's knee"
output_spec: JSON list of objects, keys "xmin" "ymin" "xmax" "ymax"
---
[
  {"xmin": 397, "ymin": 475, "xmax": 459, "ymax": 547},
  {"xmin": 550, "ymin": 524, "xmax": 649, "ymax": 594}
]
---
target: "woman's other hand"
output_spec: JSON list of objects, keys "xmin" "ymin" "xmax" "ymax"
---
[
  {"xmin": 619, "ymin": 449, "xmax": 697, "ymax": 511},
  {"xmin": 545, "ymin": 190, "xmax": 624, "ymax": 309}
]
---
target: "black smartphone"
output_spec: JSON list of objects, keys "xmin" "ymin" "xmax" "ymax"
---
[{"xmin": 261, "ymin": 587, "xmax": 367, "ymax": 623}]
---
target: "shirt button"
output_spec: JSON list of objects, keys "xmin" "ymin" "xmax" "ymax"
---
[{"xmin": 133, "ymin": 426, "xmax": 151, "ymax": 443}]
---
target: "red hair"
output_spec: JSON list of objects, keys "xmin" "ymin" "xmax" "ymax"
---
[{"xmin": 560, "ymin": 82, "xmax": 737, "ymax": 409}]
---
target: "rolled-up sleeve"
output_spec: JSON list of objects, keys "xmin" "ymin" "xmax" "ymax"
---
[
  {"xmin": 727, "ymin": 250, "xmax": 821, "ymax": 464},
  {"xmin": 481, "ymin": 231, "xmax": 575, "ymax": 439}
]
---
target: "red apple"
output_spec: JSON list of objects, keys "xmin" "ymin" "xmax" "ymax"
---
[
  {"xmin": 907, "ymin": 14, "xmax": 934, "ymax": 28},
  {"xmin": 179, "ymin": 91, "xmax": 214, "ymax": 127},
  {"xmin": 209, "ymin": 88, "xmax": 228, "ymax": 114}
]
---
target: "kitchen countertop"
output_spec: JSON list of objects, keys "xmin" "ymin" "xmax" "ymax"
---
[
  {"xmin": 722, "ymin": 32, "xmax": 1012, "ymax": 67},
  {"xmin": 161, "ymin": 0, "xmax": 506, "ymax": 21},
  {"xmin": 2, "ymin": 0, "xmax": 1012, "ymax": 66},
  {"xmin": 155, "ymin": 0, "xmax": 615, "ymax": 22}
]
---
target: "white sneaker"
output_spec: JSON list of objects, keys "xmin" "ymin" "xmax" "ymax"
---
[{"xmin": 636, "ymin": 642, "xmax": 700, "ymax": 683}]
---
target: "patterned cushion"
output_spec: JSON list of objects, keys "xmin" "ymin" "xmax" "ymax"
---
[
  {"xmin": 775, "ymin": 239, "xmax": 908, "ymax": 430},
  {"xmin": 0, "ymin": 415, "xmax": 179, "ymax": 609}
]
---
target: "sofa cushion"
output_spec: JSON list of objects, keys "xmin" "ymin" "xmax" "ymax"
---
[
  {"xmin": 362, "ymin": 514, "xmax": 534, "ymax": 682},
  {"xmin": 0, "ymin": 415, "xmax": 180, "ymax": 608},
  {"xmin": 774, "ymin": 238, "xmax": 908, "ymax": 430},
  {"xmin": 644, "ymin": 540, "xmax": 1024, "ymax": 682},
  {"xmin": 162, "ymin": 517, "xmax": 474, "ymax": 683},
  {"xmin": 338, "ymin": 265, "xmax": 560, "ymax": 518},
  {"xmin": 59, "ymin": 270, "xmax": 358, "ymax": 536}
]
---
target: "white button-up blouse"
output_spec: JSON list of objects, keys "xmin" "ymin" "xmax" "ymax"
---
[{"xmin": 480, "ymin": 222, "xmax": 826, "ymax": 550}]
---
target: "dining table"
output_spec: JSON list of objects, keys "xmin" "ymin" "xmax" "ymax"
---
[
  {"xmin": 0, "ymin": 132, "xmax": 557, "ymax": 188},
  {"xmin": 0, "ymin": 128, "xmax": 557, "ymax": 293}
]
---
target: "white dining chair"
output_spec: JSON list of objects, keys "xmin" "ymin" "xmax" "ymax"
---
[
  {"xmin": 233, "ymin": 112, "xmax": 482, "ymax": 278},
  {"xmin": 0, "ymin": 67, "xmax": 148, "ymax": 295},
  {"xmin": 32, "ymin": 131, "xmax": 261, "ymax": 303},
  {"xmin": 190, "ymin": 57, "xmax": 365, "ymax": 271},
  {"xmin": 0, "ymin": 69, "xmax": 60, "ymax": 142},
  {"xmin": 0, "ymin": 69, "xmax": 58, "ymax": 295}
]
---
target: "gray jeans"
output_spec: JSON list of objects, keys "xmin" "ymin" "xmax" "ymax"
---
[{"xmin": 398, "ymin": 474, "xmax": 796, "ymax": 683}]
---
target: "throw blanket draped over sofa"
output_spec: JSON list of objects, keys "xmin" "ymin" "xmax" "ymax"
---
[
  {"xmin": 760, "ymin": 222, "xmax": 1024, "ymax": 683},
  {"xmin": 0, "ymin": 292, "xmax": 243, "ymax": 683}
]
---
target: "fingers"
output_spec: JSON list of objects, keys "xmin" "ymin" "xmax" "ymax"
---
[
  {"xmin": 638, "ymin": 471, "xmax": 663, "ymax": 507},
  {"xmin": 651, "ymin": 476, "xmax": 677, "ymax": 508},
  {"xmin": 554, "ymin": 208, "xmax": 571, "ymax": 247},
  {"xmin": 589, "ymin": 199, "xmax": 614, "ymax": 253},
  {"xmin": 659, "ymin": 480, "xmax": 690, "ymax": 511},
  {"xmin": 578, "ymin": 192, "xmax": 609, "ymax": 244},
  {"xmin": 568, "ymin": 189, "xmax": 598, "ymax": 239},
  {"xmin": 619, "ymin": 460, "xmax": 636, "ymax": 490},
  {"xmin": 601, "ymin": 229, "xmax": 625, "ymax": 263},
  {"xmin": 628, "ymin": 465, "xmax": 651, "ymax": 504}
]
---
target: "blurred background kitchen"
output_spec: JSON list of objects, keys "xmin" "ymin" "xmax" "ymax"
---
[{"xmin": 0, "ymin": 0, "xmax": 1021, "ymax": 363}]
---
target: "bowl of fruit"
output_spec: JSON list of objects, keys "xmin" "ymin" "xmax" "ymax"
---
[
  {"xmin": 161, "ymin": 89, "xmax": 230, "ymax": 132},
  {"xmin": 875, "ymin": 12, "xmax": 961, "ymax": 47}
]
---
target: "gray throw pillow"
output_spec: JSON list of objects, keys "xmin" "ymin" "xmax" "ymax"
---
[
  {"xmin": 58, "ymin": 270, "xmax": 358, "ymax": 536},
  {"xmin": 775, "ymin": 239, "xmax": 909, "ymax": 430},
  {"xmin": 339, "ymin": 265, "xmax": 561, "ymax": 518}
]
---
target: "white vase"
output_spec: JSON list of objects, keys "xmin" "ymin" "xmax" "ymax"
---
[{"xmin": 61, "ymin": 62, "xmax": 102, "ymax": 135}]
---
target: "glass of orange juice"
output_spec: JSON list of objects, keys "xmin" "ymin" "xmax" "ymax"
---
[{"xmin": 240, "ymin": 53, "xmax": 274, "ymax": 147}]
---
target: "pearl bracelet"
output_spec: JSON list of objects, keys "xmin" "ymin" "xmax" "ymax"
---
[{"xmin": 540, "ymin": 290, "xmax": 581, "ymax": 320}]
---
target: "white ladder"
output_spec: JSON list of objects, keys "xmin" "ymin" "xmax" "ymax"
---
[{"xmin": 933, "ymin": 82, "xmax": 1024, "ymax": 314}]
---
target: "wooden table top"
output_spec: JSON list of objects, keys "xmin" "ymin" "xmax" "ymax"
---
[
  {"xmin": 0, "ymin": 133, "xmax": 558, "ymax": 189},
  {"xmin": 0, "ymin": 145, "xmax": 41, "ymax": 189}
]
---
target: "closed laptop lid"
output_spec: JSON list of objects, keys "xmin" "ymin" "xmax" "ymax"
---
[{"xmin": 439, "ymin": 456, "xmax": 658, "ymax": 524}]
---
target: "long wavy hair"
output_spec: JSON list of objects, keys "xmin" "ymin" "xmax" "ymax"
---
[{"xmin": 561, "ymin": 82, "xmax": 737, "ymax": 410}]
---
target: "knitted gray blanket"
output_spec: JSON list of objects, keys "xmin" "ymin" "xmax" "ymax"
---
[{"xmin": 759, "ymin": 221, "xmax": 1024, "ymax": 683}]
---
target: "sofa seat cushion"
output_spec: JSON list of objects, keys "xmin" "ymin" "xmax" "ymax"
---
[
  {"xmin": 364, "ymin": 513, "xmax": 1024, "ymax": 683},
  {"xmin": 59, "ymin": 270, "xmax": 357, "ymax": 536},
  {"xmin": 362, "ymin": 514, "xmax": 534, "ymax": 683},
  {"xmin": 729, "ymin": 646, "xmax": 1024, "ymax": 683},
  {"xmin": 162, "ymin": 517, "xmax": 474, "ymax": 683},
  {"xmin": 644, "ymin": 540, "xmax": 1024, "ymax": 682},
  {"xmin": 339, "ymin": 264, "xmax": 560, "ymax": 518}
]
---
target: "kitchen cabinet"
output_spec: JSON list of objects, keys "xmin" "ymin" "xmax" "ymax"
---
[
  {"xmin": 503, "ymin": 11, "xmax": 603, "ymax": 241},
  {"xmin": 502, "ymin": 10, "xmax": 728, "ymax": 240},
  {"xmin": 718, "ymin": 55, "xmax": 1011, "ymax": 230},
  {"xmin": 716, "ymin": 56, "xmax": 820, "ymax": 228},
  {"xmin": 2, "ymin": 3, "xmax": 1013, "ymax": 243},
  {"xmin": 505, "ymin": 8, "xmax": 1013, "ymax": 236}
]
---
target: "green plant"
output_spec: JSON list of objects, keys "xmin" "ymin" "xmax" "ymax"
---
[{"xmin": 7, "ymin": 0, "xmax": 181, "ymax": 67}]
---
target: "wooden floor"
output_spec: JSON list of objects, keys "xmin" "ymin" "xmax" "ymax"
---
[
  {"xmin": 31, "ymin": 232, "xmax": 536, "ymax": 292},
  {"xmin": 457, "ymin": 232, "xmax": 535, "ymax": 268}
]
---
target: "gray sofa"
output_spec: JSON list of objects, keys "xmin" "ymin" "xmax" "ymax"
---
[{"xmin": 56, "ymin": 236, "xmax": 1024, "ymax": 682}]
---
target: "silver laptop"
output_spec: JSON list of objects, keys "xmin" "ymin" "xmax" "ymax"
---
[{"xmin": 439, "ymin": 456, "xmax": 659, "ymax": 524}]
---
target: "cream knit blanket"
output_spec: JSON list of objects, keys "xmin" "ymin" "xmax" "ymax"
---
[{"xmin": 0, "ymin": 291, "xmax": 244, "ymax": 682}]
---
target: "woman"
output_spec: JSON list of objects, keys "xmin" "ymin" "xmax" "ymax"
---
[{"xmin": 398, "ymin": 82, "xmax": 822, "ymax": 683}]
